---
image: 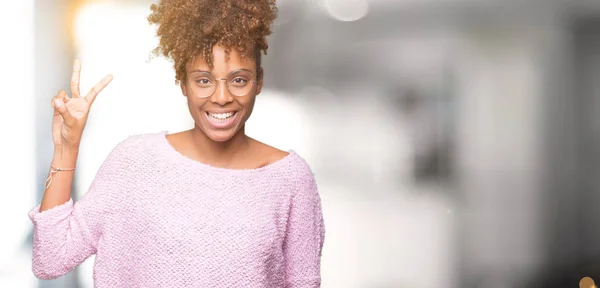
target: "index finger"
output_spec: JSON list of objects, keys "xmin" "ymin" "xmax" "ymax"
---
[{"xmin": 70, "ymin": 59, "xmax": 81, "ymax": 98}]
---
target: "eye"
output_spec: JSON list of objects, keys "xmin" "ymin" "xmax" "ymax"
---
[
  {"xmin": 230, "ymin": 77, "xmax": 248, "ymax": 86},
  {"xmin": 195, "ymin": 78, "xmax": 212, "ymax": 86}
]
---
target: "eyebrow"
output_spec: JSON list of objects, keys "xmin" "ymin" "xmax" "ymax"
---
[{"xmin": 189, "ymin": 68, "xmax": 254, "ymax": 74}]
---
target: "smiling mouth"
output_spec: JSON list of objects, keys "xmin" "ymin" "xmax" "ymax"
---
[
  {"xmin": 206, "ymin": 111, "xmax": 236, "ymax": 121},
  {"xmin": 205, "ymin": 111, "xmax": 239, "ymax": 128}
]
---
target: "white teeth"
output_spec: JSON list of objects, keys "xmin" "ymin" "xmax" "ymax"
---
[{"xmin": 208, "ymin": 112, "xmax": 235, "ymax": 120}]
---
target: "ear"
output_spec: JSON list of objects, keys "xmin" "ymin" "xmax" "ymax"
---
[
  {"xmin": 255, "ymin": 67, "xmax": 263, "ymax": 96},
  {"xmin": 180, "ymin": 81, "xmax": 187, "ymax": 97}
]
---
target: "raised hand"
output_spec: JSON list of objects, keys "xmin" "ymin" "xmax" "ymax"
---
[{"xmin": 51, "ymin": 60, "xmax": 112, "ymax": 149}]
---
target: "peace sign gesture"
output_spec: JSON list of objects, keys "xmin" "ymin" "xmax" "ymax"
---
[{"xmin": 51, "ymin": 59, "xmax": 112, "ymax": 149}]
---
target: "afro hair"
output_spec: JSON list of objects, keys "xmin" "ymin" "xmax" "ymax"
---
[{"xmin": 148, "ymin": 0, "xmax": 278, "ymax": 84}]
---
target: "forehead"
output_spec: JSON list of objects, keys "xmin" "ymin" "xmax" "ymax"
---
[{"xmin": 187, "ymin": 45, "xmax": 257, "ymax": 73}]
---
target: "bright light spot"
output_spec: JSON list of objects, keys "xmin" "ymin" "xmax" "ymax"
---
[
  {"xmin": 580, "ymin": 276, "xmax": 596, "ymax": 288},
  {"xmin": 324, "ymin": 0, "xmax": 369, "ymax": 22}
]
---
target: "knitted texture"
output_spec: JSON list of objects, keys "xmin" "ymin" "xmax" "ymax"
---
[{"xmin": 29, "ymin": 131, "xmax": 325, "ymax": 287}]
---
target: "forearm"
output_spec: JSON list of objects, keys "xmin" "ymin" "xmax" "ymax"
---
[
  {"xmin": 29, "ymin": 141, "xmax": 119, "ymax": 279},
  {"xmin": 40, "ymin": 146, "xmax": 79, "ymax": 212}
]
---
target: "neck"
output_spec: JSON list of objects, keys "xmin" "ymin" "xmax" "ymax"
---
[{"xmin": 188, "ymin": 125, "xmax": 251, "ymax": 166}]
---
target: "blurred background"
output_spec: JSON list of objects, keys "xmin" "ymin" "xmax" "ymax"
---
[{"xmin": 2, "ymin": 0, "xmax": 600, "ymax": 287}]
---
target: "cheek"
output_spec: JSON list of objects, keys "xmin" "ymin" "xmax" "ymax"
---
[
  {"xmin": 185, "ymin": 96, "xmax": 207, "ymax": 117},
  {"xmin": 184, "ymin": 89, "xmax": 203, "ymax": 105},
  {"xmin": 240, "ymin": 97, "xmax": 257, "ymax": 117}
]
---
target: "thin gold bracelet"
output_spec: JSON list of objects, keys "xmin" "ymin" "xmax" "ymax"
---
[{"xmin": 45, "ymin": 165, "xmax": 76, "ymax": 190}]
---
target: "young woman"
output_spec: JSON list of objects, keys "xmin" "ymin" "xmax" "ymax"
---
[{"xmin": 28, "ymin": 0, "xmax": 325, "ymax": 287}]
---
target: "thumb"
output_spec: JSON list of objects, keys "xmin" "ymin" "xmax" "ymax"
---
[{"xmin": 52, "ymin": 93, "xmax": 75, "ymax": 126}]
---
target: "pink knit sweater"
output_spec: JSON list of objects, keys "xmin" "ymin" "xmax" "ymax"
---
[{"xmin": 28, "ymin": 131, "xmax": 325, "ymax": 287}]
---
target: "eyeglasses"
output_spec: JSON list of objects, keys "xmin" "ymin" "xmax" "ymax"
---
[{"xmin": 191, "ymin": 69, "xmax": 257, "ymax": 98}]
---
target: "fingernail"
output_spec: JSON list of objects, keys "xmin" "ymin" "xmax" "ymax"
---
[{"xmin": 54, "ymin": 99, "xmax": 62, "ymax": 107}]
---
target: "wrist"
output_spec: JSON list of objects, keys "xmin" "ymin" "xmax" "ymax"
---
[
  {"xmin": 54, "ymin": 144, "xmax": 79, "ymax": 153},
  {"xmin": 53, "ymin": 145, "xmax": 79, "ymax": 167}
]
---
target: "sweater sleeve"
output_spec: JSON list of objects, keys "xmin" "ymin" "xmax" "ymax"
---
[
  {"xmin": 283, "ymin": 167, "xmax": 325, "ymax": 288},
  {"xmin": 28, "ymin": 139, "xmax": 129, "ymax": 280}
]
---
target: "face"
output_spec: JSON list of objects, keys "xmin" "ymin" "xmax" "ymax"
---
[{"xmin": 181, "ymin": 45, "xmax": 263, "ymax": 142}]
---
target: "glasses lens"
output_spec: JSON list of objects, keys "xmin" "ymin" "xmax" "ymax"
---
[
  {"xmin": 227, "ymin": 70, "xmax": 255, "ymax": 96},
  {"xmin": 195, "ymin": 74, "xmax": 216, "ymax": 98}
]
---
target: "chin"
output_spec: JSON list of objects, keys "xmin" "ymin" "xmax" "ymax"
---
[
  {"xmin": 196, "ymin": 118, "xmax": 241, "ymax": 143},
  {"xmin": 205, "ymin": 130, "xmax": 237, "ymax": 142}
]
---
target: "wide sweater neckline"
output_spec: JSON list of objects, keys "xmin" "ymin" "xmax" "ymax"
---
[{"xmin": 156, "ymin": 130, "xmax": 298, "ymax": 175}]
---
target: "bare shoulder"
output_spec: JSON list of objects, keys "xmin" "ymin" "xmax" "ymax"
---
[
  {"xmin": 164, "ymin": 130, "xmax": 187, "ymax": 145},
  {"xmin": 249, "ymin": 138, "xmax": 289, "ymax": 165},
  {"xmin": 164, "ymin": 130, "xmax": 195, "ymax": 154},
  {"xmin": 268, "ymin": 148, "xmax": 290, "ymax": 164}
]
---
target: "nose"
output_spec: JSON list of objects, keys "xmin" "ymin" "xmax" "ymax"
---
[{"xmin": 210, "ymin": 79, "xmax": 233, "ymax": 106}]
